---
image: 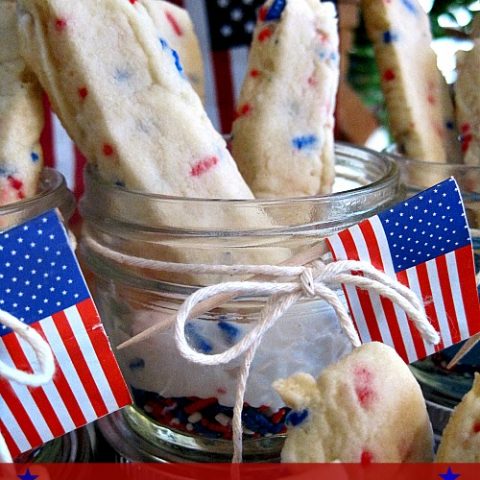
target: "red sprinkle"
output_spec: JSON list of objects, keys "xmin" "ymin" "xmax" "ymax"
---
[
  {"xmin": 78, "ymin": 87, "xmax": 89, "ymax": 99},
  {"xmin": 102, "ymin": 144, "xmax": 114, "ymax": 156},
  {"xmin": 473, "ymin": 421, "xmax": 480, "ymax": 433},
  {"xmin": 461, "ymin": 123, "xmax": 471, "ymax": 134},
  {"xmin": 258, "ymin": 27, "xmax": 273, "ymax": 42},
  {"xmin": 190, "ymin": 156, "xmax": 219, "ymax": 177},
  {"xmin": 184, "ymin": 397, "xmax": 217, "ymax": 414},
  {"xmin": 236, "ymin": 103, "xmax": 252, "ymax": 119},
  {"xmin": 361, "ymin": 450, "xmax": 374, "ymax": 465},
  {"xmin": 129, "ymin": 0, "xmax": 137, "ymax": 4},
  {"xmin": 165, "ymin": 10, "xmax": 183, "ymax": 36},
  {"xmin": 258, "ymin": 6, "xmax": 268, "ymax": 21},
  {"xmin": 308, "ymin": 75, "xmax": 318, "ymax": 87},
  {"xmin": 354, "ymin": 366, "xmax": 377, "ymax": 409},
  {"xmin": 382, "ymin": 68, "xmax": 396, "ymax": 81},
  {"xmin": 7, "ymin": 176, "xmax": 23, "ymax": 191},
  {"xmin": 427, "ymin": 94, "xmax": 436, "ymax": 105},
  {"xmin": 54, "ymin": 18, "xmax": 67, "ymax": 31},
  {"xmin": 250, "ymin": 69, "xmax": 261, "ymax": 78}
]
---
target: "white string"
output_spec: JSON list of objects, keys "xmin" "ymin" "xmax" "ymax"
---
[
  {"xmin": 84, "ymin": 233, "xmax": 440, "ymax": 463},
  {"xmin": 0, "ymin": 309, "xmax": 55, "ymax": 462}
]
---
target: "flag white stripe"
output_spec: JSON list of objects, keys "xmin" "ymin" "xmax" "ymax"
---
[
  {"xmin": 52, "ymin": 114, "xmax": 75, "ymax": 190},
  {"xmin": 446, "ymin": 251, "xmax": 470, "ymax": 339},
  {"xmin": 230, "ymin": 46, "xmax": 249, "ymax": 103},
  {"xmin": 184, "ymin": 0, "xmax": 220, "ymax": 130},
  {"xmin": 0, "ymin": 395, "xmax": 30, "ymax": 454},
  {"xmin": 0, "ymin": 342, "xmax": 53, "ymax": 443},
  {"xmin": 20, "ymin": 336, "xmax": 76, "ymax": 433},
  {"xmin": 349, "ymin": 225, "xmax": 394, "ymax": 346},
  {"xmin": 426, "ymin": 257, "xmax": 452, "ymax": 345},
  {"xmin": 328, "ymin": 235, "xmax": 372, "ymax": 343},
  {"xmin": 406, "ymin": 269, "xmax": 436, "ymax": 356},
  {"xmin": 40, "ymin": 316, "xmax": 98, "ymax": 424},
  {"xmin": 65, "ymin": 306, "xmax": 119, "ymax": 411},
  {"xmin": 369, "ymin": 217, "xmax": 417, "ymax": 362}
]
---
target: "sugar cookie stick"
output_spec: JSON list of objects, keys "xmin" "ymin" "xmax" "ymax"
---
[
  {"xmin": 455, "ymin": 40, "xmax": 480, "ymax": 165},
  {"xmin": 140, "ymin": 0, "xmax": 204, "ymax": 101},
  {"xmin": 361, "ymin": 0, "xmax": 460, "ymax": 163},
  {"xmin": 436, "ymin": 373, "xmax": 480, "ymax": 462},
  {"xmin": 0, "ymin": 0, "xmax": 43, "ymax": 206},
  {"xmin": 17, "ymin": 0, "xmax": 255, "ymax": 211},
  {"xmin": 231, "ymin": 0, "xmax": 340, "ymax": 198},
  {"xmin": 274, "ymin": 342, "xmax": 434, "ymax": 463}
]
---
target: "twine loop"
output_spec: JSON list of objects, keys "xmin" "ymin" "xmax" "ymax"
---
[{"xmin": 0, "ymin": 309, "xmax": 55, "ymax": 462}]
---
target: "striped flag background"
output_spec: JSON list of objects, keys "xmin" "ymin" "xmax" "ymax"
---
[
  {"xmin": 327, "ymin": 178, "xmax": 480, "ymax": 363},
  {"xmin": 40, "ymin": 0, "xmax": 265, "ymax": 204},
  {"xmin": 0, "ymin": 211, "xmax": 131, "ymax": 458}
]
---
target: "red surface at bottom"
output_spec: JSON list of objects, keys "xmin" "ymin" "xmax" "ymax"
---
[{"xmin": 7, "ymin": 463, "xmax": 479, "ymax": 480}]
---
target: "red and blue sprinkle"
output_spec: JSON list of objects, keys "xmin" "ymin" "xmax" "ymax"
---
[
  {"xmin": 265, "ymin": 0, "xmax": 287, "ymax": 21},
  {"xmin": 292, "ymin": 134, "xmax": 318, "ymax": 150}
]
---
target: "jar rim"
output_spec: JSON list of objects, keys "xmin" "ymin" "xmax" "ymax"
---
[
  {"xmin": 0, "ymin": 167, "xmax": 68, "ymax": 215},
  {"xmin": 83, "ymin": 142, "xmax": 399, "ymax": 206}
]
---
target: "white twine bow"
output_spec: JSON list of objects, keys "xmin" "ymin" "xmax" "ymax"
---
[
  {"xmin": 0, "ymin": 309, "xmax": 55, "ymax": 462},
  {"xmin": 174, "ymin": 259, "xmax": 440, "ymax": 463}
]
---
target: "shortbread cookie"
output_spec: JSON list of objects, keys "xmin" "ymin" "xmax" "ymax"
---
[
  {"xmin": 0, "ymin": 0, "xmax": 43, "ymax": 206},
  {"xmin": 140, "ymin": 0, "xmax": 204, "ymax": 101},
  {"xmin": 436, "ymin": 373, "xmax": 480, "ymax": 462},
  {"xmin": 455, "ymin": 40, "xmax": 480, "ymax": 165},
  {"xmin": 17, "ymin": 0, "xmax": 253, "ymax": 206},
  {"xmin": 231, "ymin": 0, "xmax": 339, "ymax": 198},
  {"xmin": 273, "ymin": 342, "xmax": 434, "ymax": 462},
  {"xmin": 361, "ymin": 0, "xmax": 460, "ymax": 163}
]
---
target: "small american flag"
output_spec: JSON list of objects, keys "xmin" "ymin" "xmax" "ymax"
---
[
  {"xmin": 0, "ymin": 210, "xmax": 131, "ymax": 458},
  {"xmin": 327, "ymin": 177, "xmax": 480, "ymax": 363}
]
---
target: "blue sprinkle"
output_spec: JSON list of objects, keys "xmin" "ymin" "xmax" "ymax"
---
[
  {"xmin": 382, "ymin": 30, "xmax": 398, "ymax": 43},
  {"xmin": 292, "ymin": 135, "xmax": 318, "ymax": 150},
  {"xmin": 128, "ymin": 357, "xmax": 145, "ymax": 370},
  {"xmin": 159, "ymin": 37, "xmax": 169, "ymax": 49},
  {"xmin": 31, "ymin": 152, "xmax": 40, "ymax": 162},
  {"xmin": 446, "ymin": 120, "xmax": 455, "ymax": 130},
  {"xmin": 400, "ymin": 0, "xmax": 417, "ymax": 14},
  {"xmin": 171, "ymin": 48, "xmax": 184, "ymax": 75},
  {"xmin": 218, "ymin": 321, "xmax": 240, "ymax": 344},
  {"xmin": 115, "ymin": 180, "xmax": 126, "ymax": 187},
  {"xmin": 185, "ymin": 323, "xmax": 213, "ymax": 354},
  {"xmin": 286, "ymin": 409, "xmax": 309, "ymax": 427},
  {"xmin": 265, "ymin": 0, "xmax": 286, "ymax": 21},
  {"xmin": 114, "ymin": 68, "xmax": 132, "ymax": 82}
]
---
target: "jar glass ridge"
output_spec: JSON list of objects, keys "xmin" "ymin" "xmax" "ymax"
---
[{"xmin": 80, "ymin": 143, "xmax": 400, "ymax": 462}]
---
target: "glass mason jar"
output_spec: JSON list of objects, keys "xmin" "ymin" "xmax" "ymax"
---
[
  {"xmin": 390, "ymin": 151, "xmax": 480, "ymax": 408},
  {"xmin": 14, "ymin": 427, "xmax": 95, "ymax": 463},
  {"xmin": 80, "ymin": 143, "xmax": 400, "ymax": 462},
  {"xmin": 0, "ymin": 168, "xmax": 75, "ymax": 230}
]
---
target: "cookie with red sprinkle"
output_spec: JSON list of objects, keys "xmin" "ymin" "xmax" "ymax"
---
[
  {"xmin": 361, "ymin": 0, "xmax": 460, "ymax": 163},
  {"xmin": 0, "ymin": 0, "xmax": 43, "ymax": 206},
  {"xmin": 273, "ymin": 342, "xmax": 433, "ymax": 462}
]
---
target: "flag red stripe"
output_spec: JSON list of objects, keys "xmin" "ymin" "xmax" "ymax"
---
[
  {"xmin": 40, "ymin": 95, "xmax": 55, "ymax": 168},
  {"xmin": 455, "ymin": 245, "xmax": 480, "ymax": 336},
  {"xmin": 76, "ymin": 299, "xmax": 131, "ymax": 408},
  {"xmin": 51, "ymin": 310, "xmax": 109, "ymax": 418},
  {"xmin": 414, "ymin": 263, "xmax": 444, "ymax": 351},
  {"xmin": 2, "ymin": 334, "xmax": 65, "ymax": 439},
  {"xmin": 338, "ymin": 229, "xmax": 383, "ymax": 342},
  {"xmin": 435, "ymin": 255, "xmax": 461, "ymax": 344},
  {"xmin": 31, "ymin": 322, "xmax": 87, "ymax": 428},
  {"xmin": 0, "ymin": 418, "xmax": 20, "ymax": 459},
  {"xmin": 326, "ymin": 239, "xmax": 362, "ymax": 341},
  {"xmin": 0, "ymin": 373, "xmax": 42, "ymax": 450},
  {"xmin": 396, "ymin": 270, "xmax": 427, "ymax": 359},
  {"xmin": 360, "ymin": 221, "xmax": 409, "ymax": 360},
  {"xmin": 211, "ymin": 50, "xmax": 235, "ymax": 134}
]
